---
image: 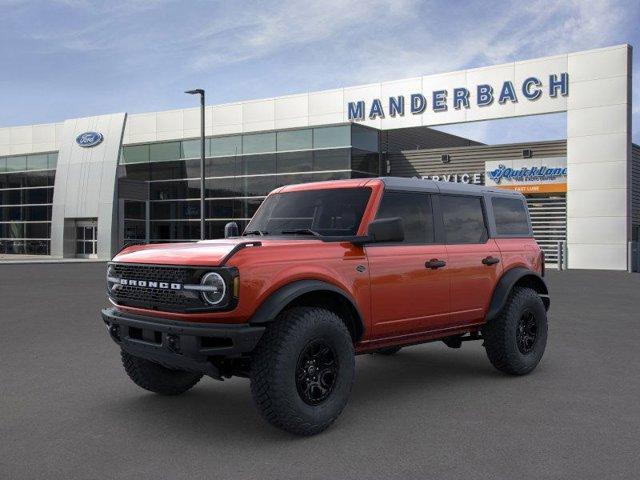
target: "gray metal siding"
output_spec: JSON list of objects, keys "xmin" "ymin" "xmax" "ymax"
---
[
  {"xmin": 632, "ymin": 143, "xmax": 640, "ymax": 232},
  {"xmin": 526, "ymin": 196, "xmax": 567, "ymax": 264},
  {"xmin": 381, "ymin": 126, "xmax": 482, "ymax": 154}
]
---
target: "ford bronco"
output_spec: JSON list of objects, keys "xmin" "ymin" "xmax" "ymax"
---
[{"xmin": 102, "ymin": 177, "xmax": 549, "ymax": 435}]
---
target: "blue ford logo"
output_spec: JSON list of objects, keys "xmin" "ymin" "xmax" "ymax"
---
[{"xmin": 76, "ymin": 131, "xmax": 103, "ymax": 148}]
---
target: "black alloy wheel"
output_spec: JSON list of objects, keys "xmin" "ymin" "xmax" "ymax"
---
[
  {"xmin": 516, "ymin": 310, "xmax": 538, "ymax": 354},
  {"xmin": 296, "ymin": 340, "xmax": 339, "ymax": 405}
]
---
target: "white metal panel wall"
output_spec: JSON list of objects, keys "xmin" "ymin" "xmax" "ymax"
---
[
  {"xmin": 0, "ymin": 122, "xmax": 65, "ymax": 155},
  {"xmin": 566, "ymin": 46, "xmax": 632, "ymax": 270}
]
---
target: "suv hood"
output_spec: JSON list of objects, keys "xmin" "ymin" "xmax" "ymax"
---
[{"xmin": 113, "ymin": 239, "xmax": 259, "ymax": 267}]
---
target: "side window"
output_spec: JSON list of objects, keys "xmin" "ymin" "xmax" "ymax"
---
[
  {"xmin": 492, "ymin": 197, "xmax": 531, "ymax": 236},
  {"xmin": 375, "ymin": 191, "xmax": 434, "ymax": 244},
  {"xmin": 440, "ymin": 195, "xmax": 487, "ymax": 244}
]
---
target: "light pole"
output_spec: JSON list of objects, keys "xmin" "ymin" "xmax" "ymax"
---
[{"xmin": 185, "ymin": 88, "xmax": 206, "ymax": 240}]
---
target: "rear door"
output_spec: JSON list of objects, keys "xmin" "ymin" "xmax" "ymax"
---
[
  {"xmin": 366, "ymin": 191, "xmax": 450, "ymax": 339},
  {"xmin": 438, "ymin": 194, "xmax": 503, "ymax": 325}
]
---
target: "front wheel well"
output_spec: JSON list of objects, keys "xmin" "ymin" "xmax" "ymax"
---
[{"xmin": 284, "ymin": 291, "xmax": 363, "ymax": 342}]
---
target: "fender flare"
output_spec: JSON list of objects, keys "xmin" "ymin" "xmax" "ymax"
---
[
  {"xmin": 249, "ymin": 280, "xmax": 365, "ymax": 340},
  {"xmin": 485, "ymin": 267, "xmax": 549, "ymax": 322}
]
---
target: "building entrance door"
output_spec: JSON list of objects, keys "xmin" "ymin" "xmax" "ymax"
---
[{"xmin": 76, "ymin": 220, "xmax": 98, "ymax": 258}]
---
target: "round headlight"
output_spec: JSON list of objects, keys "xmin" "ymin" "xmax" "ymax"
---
[{"xmin": 200, "ymin": 272, "xmax": 226, "ymax": 305}]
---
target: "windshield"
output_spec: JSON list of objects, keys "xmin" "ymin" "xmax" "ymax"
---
[{"xmin": 244, "ymin": 187, "xmax": 372, "ymax": 237}]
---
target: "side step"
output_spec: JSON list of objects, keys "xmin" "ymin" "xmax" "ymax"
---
[{"xmin": 442, "ymin": 332, "xmax": 483, "ymax": 349}]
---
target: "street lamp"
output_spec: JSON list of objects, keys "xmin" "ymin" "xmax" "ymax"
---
[{"xmin": 185, "ymin": 88, "xmax": 206, "ymax": 240}]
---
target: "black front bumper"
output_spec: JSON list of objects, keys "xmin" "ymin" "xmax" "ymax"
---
[{"xmin": 101, "ymin": 308, "xmax": 265, "ymax": 379}]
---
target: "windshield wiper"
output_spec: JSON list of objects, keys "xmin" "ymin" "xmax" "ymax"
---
[
  {"xmin": 281, "ymin": 228, "xmax": 321, "ymax": 237},
  {"xmin": 243, "ymin": 230, "xmax": 268, "ymax": 236}
]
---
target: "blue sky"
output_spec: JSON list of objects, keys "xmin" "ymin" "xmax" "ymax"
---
[{"xmin": 1, "ymin": 0, "xmax": 638, "ymax": 144}]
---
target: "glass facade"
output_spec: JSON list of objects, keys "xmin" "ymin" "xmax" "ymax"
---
[
  {"xmin": 118, "ymin": 124, "xmax": 380, "ymax": 245},
  {"xmin": 0, "ymin": 152, "xmax": 57, "ymax": 254}
]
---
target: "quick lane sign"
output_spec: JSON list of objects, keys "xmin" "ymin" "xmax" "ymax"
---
[
  {"xmin": 485, "ymin": 157, "xmax": 567, "ymax": 193},
  {"xmin": 348, "ymin": 73, "xmax": 569, "ymax": 121}
]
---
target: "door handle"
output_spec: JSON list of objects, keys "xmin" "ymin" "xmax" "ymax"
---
[
  {"xmin": 482, "ymin": 256, "xmax": 500, "ymax": 266},
  {"xmin": 425, "ymin": 259, "xmax": 446, "ymax": 269}
]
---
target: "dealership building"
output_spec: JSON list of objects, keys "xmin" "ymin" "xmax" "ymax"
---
[{"xmin": 0, "ymin": 44, "xmax": 637, "ymax": 270}]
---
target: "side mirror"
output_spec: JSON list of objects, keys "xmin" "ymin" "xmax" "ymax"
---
[
  {"xmin": 224, "ymin": 222, "xmax": 239, "ymax": 238},
  {"xmin": 367, "ymin": 217, "xmax": 404, "ymax": 243}
]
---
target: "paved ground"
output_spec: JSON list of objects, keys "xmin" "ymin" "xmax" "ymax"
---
[{"xmin": 1, "ymin": 264, "xmax": 639, "ymax": 480}]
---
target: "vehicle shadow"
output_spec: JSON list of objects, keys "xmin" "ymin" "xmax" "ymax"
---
[{"xmin": 99, "ymin": 345, "xmax": 505, "ymax": 442}]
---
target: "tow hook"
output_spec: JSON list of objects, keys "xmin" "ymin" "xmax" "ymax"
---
[
  {"xmin": 166, "ymin": 334, "xmax": 181, "ymax": 353},
  {"xmin": 106, "ymin": 323, "xmax": 121, "ymax": 342}
]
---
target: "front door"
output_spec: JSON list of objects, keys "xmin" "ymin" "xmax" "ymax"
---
[
  {"xmin": 366, "ymin": 191, "xmax": 450, "ymax": 339},
  {"xmin": 439, "ymin": 195, "xmax": 503, "ymax": 325},
  {"xmin": 76, "ymin": 220, "xmax": 98, "ymax": 258}
]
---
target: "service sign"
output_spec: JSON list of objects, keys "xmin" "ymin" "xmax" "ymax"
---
[
  {"xmin": 421, "ymin": 172, "xmax": 484, "ymax": 185},
  {"xmin": 485, "ymin": 157, "xmax": 567, "ymax": 193}
]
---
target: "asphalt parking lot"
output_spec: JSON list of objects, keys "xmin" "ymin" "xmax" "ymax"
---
[{"xmin": 1, "ymin": 263, "xmax": 639, "ymax": 479}]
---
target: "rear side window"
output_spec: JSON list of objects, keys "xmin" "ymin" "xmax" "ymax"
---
[
  {"xmin": 492, "ymin": 197, "xmax": 531, "ymax": 236},
  {"xmin": 440, "ymin": 195, "xmax": 487, "ymax": 244},
  {"xmin": 375, "ymin": 192, "xmax": 434, "ymax": 244}
]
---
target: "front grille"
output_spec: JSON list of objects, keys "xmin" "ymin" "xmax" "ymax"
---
[
  {"xmin": 109, "ymin": 263, "xmax": 205, "ymax": 312},
  {"xmin": 111, "ymin": 264, "xmax": 190, "ymax": 285},
  {"xmin": 107, "ymin": 262, "xmax": 238, "ymax": 313}
]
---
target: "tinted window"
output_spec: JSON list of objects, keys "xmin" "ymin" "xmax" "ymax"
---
[
  {"xmin": 122, "ymin": 145, "xmax": 149, "ymax": 164},
  {"xmin": 243, "ymin": 133, "xmax": 276, "ymax": 154},
  {"xmin": 27, "ymin": 154, "xmax": 49, "ymax": 170},
  {"xmin": 48, "ymin": 153, "xmax": 58, "ymax": 169},
  {"xmin": 493, "ymin": 197, "xmax": 530, "ymax": 236},
  {"xmin": 375, "ymin": 192, "xmax": 434, "ymax": 244},
  {"xmin": 6, "ymin": 156, "xmax": 27, "ymax": 172},
  {"xmin": 239, "ymin": 154, "xmax": 276, "ymax": 175},
  {"xmin": 313, "ymin": 149, "xmax": 350, "ymax": 171},
  {"xmin": 351, "ymin": 125, "xmax": 379, "ymax": 152},
  {"xmin": 180, "ymin": 139, "xmax": 201, "ymax": 159},
  {"xmin": 205, "ymin": 156, "xmax": 236, "ymax": 177},
  {"xmin": 150, "ymin": 142, "xmax": 181, "ymax": 162},
  {"xmin": 313, "ymin": 126, "xmax": 350, "ymax": 149},
  {"xmin": 211, "ymin": 136, "xmax": 241, "ymax": 157},
  {"xmin": 277, "ymin": 129, "xmax": 312, "ymax": 151},
  {"xmin": 277, "ymin": 151, "xmax": 313, "ymax": 173},
  {"xmin": 440, "ymin": 195, "xmax": 487, "ymax": 244},
  {"xmin": 246, "ymin": 187, "xmax": 371, "ymax": 236}
]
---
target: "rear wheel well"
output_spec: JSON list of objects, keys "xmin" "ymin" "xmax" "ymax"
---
[
  {"xmin": 284, "ymin": 290, "xmax": 363, "ymax": 342},
  {"xmin": 513, "ymin": 274, "xmax": 549, "ymax": 309}
]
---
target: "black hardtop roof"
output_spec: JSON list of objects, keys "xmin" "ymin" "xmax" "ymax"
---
[{"xmin": 379, "ymin": 176, "xmax": 525, "ymax": 198}]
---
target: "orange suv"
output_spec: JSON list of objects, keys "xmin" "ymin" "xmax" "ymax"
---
[{"xmin": 102, "ymin": 177, "xmax": 549, "ymax": 435}]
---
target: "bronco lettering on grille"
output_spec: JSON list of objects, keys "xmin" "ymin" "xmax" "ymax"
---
[{"xmin": 119, "ymin": 279, "xmax": 182, "ymax": 290}]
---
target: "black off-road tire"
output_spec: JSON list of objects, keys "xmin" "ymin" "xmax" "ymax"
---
[
  {"xmin": 121, "ymin": 351, "xmax": 202, "ymax": 395},
  {"xmin": 375, "ymin": 346, "xmax": 402, "ymax": 355},
  {"xmin": 250, "ymin": 307, "xmax": 355, "ymax": 436},
  {"xmin": 483, "ymin": 287, "xmax": 548, "ymax": 375}
]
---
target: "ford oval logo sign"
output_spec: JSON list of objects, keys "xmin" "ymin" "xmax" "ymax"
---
[{"xmin": 76, "ymin": 131, "xmax": 103, "ymax": 148}]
